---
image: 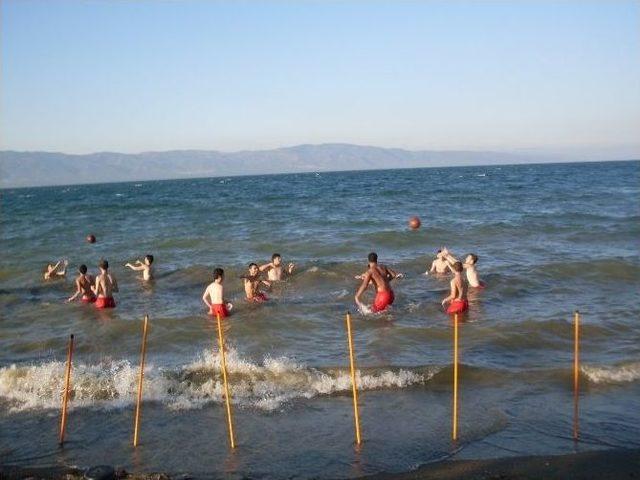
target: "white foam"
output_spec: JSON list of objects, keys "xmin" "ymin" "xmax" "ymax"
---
[
  {"xmin": 581, "ymin": 362, "xmax": 640, "ymax": 384},
  {"xmin": 0, "ymin": 349, "xmax": 438, "ymax": 413}
]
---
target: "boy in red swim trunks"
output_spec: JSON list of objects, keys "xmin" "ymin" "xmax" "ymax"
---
[
  {"xmin": 442, "ymin": 261, "xmax": 468, "ymax": 314},
  {"xmin": 66, "ymin": 264, "xmax": 95, "ymax": 303},
  {"xmin": 92, "ymin": 259, "xmax": 118, "ymax": 309},
  {"xmin": 244, "ymin": 263, "xmax": 271, "ymax": 303},
  {"xmin": 355, "ymin": 252, "xmax": 400, "ymax": 313},
  {"xmin": 202, "ymin": 268, "xmax": 233, "ymax": 318}
]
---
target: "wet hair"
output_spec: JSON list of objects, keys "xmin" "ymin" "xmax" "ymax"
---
[
  {"xmin": 248, "ymin": 263, "xmax": 258, "ymax": 269},
  {"xmin": 452, "ymin": 261, "xmax": 463, "ymax": 273},
  {"xmin": 468, "ymin": 254, "xmax": 478, "ymax": 265},
  {"xmin": 99, "ymin": 259, "xmax": 109, "ymax": 270},
  {"xmin": 79, "ymin": 264, "xmax": 88, "ymax": 274},
  {"xmin": 213, "ymin": 268, "xmax": 224, "ymax": 280},
  {"xmin": 368, "ymin": 252, "xmax": 378, "ymax": 263},
  {"xmin": 145, "ymin": 254, "xmax": 154, "ymax": 264},
  {"xmin": 272, "ymin": 253, "xmax": 281, "ymax": 260}
]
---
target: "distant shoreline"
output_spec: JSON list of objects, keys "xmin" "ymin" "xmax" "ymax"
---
[
  {"xmin": 2, "ymin": 448, "xmax": 639, "ymax": 479},
  {"xmin": 0, "ymin": 152, "xmax": 640, "ymax": 191}
]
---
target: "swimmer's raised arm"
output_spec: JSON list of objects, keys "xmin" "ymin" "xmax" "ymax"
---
[
  {"xmin": 125, "ymin": 262, "xmax": 146, "ymax": 271},
  {"xmin": 258, "ymin": 262, "xmax": 273, "ymax": 272}
]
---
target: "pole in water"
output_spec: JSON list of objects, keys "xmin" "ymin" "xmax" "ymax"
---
[
  {"xmin": 216, "ymin": 313, "xmax": 236, "ymax": 449},
  {"xmin": 573, "ymin": 310, "xmax": 580, "ymax": 441},
  {"xmin": 345, "ymin": 311, "xmax": 362, "ymax": 445},
  {"xmin": 452, "ymin": 313, "xmax": 459, "ymax": 442},
  {"xmin": 133, "ymin": 315, "xmax": 149, "ymax": 447},
  {"xmin": 59, "ymin": 334, "xmax": 74, "ymax": 445}
]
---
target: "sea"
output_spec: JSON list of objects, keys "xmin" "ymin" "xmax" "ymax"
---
[{"xmin": 1, "ymin": 160, "xmax": 639, "ymax": 478}]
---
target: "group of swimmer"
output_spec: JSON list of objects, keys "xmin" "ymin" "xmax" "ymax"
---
[{"xmin": 44, "ymin": 248, "xmax": 483, "ymax": 317}]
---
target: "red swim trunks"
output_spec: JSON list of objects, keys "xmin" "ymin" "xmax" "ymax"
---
[
  {"xmin": 250, "ymin": 292, "xmax": 268, "ymax": 303},
  {"xmin": 373, "ymin": 290, "xmax": 395, "ymax": 313},
  {"xmin": 209, "ymin": 303, "xmax": 229, "ymax": 319},
  {"xmin": 95, "ymin": 296, "xmax": 116, "ymax": 309},
  {"xmin": 81, "ymin": 294, "xmax": 96, "ymax": 304},
  {"xmin": 447, "ymin": 299, "xmax": 469, "ymax": 315}
]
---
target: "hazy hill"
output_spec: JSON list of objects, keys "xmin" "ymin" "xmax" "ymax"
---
[{"xmin": 2, "ymin": 143, "xmax": 542, "ymax": 188}]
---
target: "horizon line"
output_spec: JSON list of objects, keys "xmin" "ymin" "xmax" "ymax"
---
[{"xmin": 2, "ymin": 157, "xmax": 637, "ymax": 191}]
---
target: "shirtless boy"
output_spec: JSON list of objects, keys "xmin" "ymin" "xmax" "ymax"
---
[
  {"xmin": 443, "ymin": 248, "xmax": 484, "ymax": 288},
  {"xmin": 244, "ymin": 263, "xmax": 270, "ymax": 302},
  {"xmin": 259, "ymin": 253, "xmax": 295, "ymax": 281},
  {"xmin": 125, "ymin": 255, "xmax": 154, "ymax": 281},
  {"xmin": 67, "ymin": 264, "xmax": 96, "ymax": 303},
  {"xmin": 43, "ymin": 260, "xmax": 68, "ymax": 280},
  {"xmin": 202, "ymin": 268, "xmax": 232, "ymax": 318},
  {"xmin": 354, "ymin": 252, "xmax": 400, "ymax": 313},
  {"xmin": 427, "ymin": 250, "xmax": 449, "ymax": 275},
  {"xmin": 92, "ymin": 259, "xmax": 119, "ymax": 309},
  {"xmin": 441, "ymin": 261, "xmax": 469, "ymax": 314}
]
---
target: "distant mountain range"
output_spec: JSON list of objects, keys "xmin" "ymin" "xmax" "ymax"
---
[{"xmin": 0, "ymin": 143, "xmax": 629, "ymax": 188}]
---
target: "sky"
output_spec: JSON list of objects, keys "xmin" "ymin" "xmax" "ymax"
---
[{"xmin": 1, "ymin": 0, "xmax": 639, "ymax": 156}]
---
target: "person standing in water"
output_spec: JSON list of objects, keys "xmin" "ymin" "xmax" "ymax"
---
[
  {"xmin": 259, "ymin": 253, "xmax": 295, "ymax": 281},
  {"xmin": 202, "ymin": 267, "xmax": 232, "ymax": 318},
  {"xmin": 354, "ymin": 252, "xmax": 400, "ymax": 313},
  {"xmin": 43, "ymin": 259, "xmax": 68, "ymax": 280},
  {"xmin": 244, "ymin": 263, "xmax": 271, "ymax": 302},
  {"xmin": 93, "ymin": 259, "xmax": 119, "ymax": 309},
  {"xmin": 66, "ymin": 264, "xmax": 96, "ymax": 303},
  {"xmin": 125, "ymin": 254, "xmax": 154, "ymax": 281},
  {"xmin": 441, "ymin": 261, "xmax": 469, "ymax": 314},
  {"xmin": 443, "ymin": 248, "xmax": 484, "ymax": 288},
  {"xmin": 427, "ymin": 249, "xmax": 449, "ymax": 275}
]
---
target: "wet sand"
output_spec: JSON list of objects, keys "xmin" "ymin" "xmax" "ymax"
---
[{"xmin": 1, "ymin": 448, "xmax": 639, "ymax": 480}]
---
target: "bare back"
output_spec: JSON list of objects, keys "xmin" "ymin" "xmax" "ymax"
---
[
  {"xmin": 369, "ymin": 264, "xmax": 392, "ymax": 292},
  {"xmin": 450, "ymin": 274, "xmax": 467, "ymax": 301},
  {"xmin": 95, "ymin": 272, "xmax": 118, "ymax": 298},
  {"xmin": 77, "ymin": 274, "xmax": 94, "ymax": 296}
]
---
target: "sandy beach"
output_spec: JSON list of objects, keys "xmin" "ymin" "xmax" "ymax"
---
[{"xmin": 2, "ymin": 448, "xmax": 639, "ymax": 480}]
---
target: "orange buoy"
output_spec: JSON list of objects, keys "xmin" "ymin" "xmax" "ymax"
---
[
  {"xmin": 408, "ymin": 216, "xmax": 421, "ymax": 230},
  {"xmin": 86, "ymin": 234, "xmax": 96, "ymax": 244}
]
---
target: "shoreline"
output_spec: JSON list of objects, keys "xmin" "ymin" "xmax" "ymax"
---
[{"xmin": 2, "ymin": 448, "xmax": 639, "ymax": 480}]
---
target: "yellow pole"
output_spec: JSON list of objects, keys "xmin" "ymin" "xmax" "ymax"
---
[
  {"xmin": 345, "ymin": 311, "xmax": 362, "ymax": 445},
  {"xmin": 59, "ymin": 334, "xmax": 74, "ymax": 445},
  {"xmin": 573, "ymin": 310, "xmax": 580, "ymax": 441},
  {"xmin": 133, "ymin": 315, "xmax": 149, "ymax": 447},
  {"xmin": 452, "ymin": 313, "xmax": 459, "ymax": 441},
  {"xmin": 216, "ymin": 313, "xmax": 236, "ymax": 449}
]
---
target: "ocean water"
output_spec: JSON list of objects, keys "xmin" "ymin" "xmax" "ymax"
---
[{"xmin": 1, "ymin": 161, "xmax": 639, "ymax": 478}]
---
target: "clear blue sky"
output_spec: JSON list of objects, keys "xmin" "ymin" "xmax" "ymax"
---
[{"xmin": 1, "ymin": 0, "xmax": 639, "ymax": 155}]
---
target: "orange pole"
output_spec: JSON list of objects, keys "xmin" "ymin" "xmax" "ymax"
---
[
  {"xmin": 59, "ymin": 334, "xmax": 74, "ymax": 445},
  {"xmin": 216, "ymin": 313, "xmax": 236, "ymax": 449},
  {"xmin": 345, "ymin": 312, "xmax": 362, "ymax": 445},
  {"xmin": 133, "ymin": 315, "xmax": 149, "ymax": 447},
  {"xmin": 452, "ymin": 313, "xmax": 459, "ymax": 441},
  {"xmin": 573, "ymin": 310, "xmax": 580, "ymax": 441}
]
